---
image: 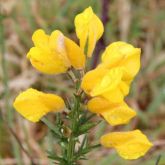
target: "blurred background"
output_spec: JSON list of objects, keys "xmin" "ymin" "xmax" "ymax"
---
[{"xmin": 0, "ymin": 0, "xmax": 165, "ymax": 164}]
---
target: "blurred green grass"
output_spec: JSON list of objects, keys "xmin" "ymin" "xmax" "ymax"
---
[{"xmin": 0, "ymin": 0, "xmax": 165, "ymax": 164}]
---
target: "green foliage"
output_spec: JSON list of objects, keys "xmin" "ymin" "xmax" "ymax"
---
[{"xmin": 42, "ymin": 88, "xmax": 100, "ymax": 164}]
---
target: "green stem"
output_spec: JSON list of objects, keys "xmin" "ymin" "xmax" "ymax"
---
[{"xmin": 66, "ymin": 94, "xmax": 80, "ymax": 165}]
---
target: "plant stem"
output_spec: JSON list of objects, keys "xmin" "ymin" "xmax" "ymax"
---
[{"xmin": 66, "ymin": 94, "xmax": 81, "ymax": 165}]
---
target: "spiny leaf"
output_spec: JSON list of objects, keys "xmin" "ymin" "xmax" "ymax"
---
[
  {"xmin": 47, "ymin": 151, "xmax": 67, "ymax": 164},
  {"xmin": 75, "ymin": 120, "xmax": 101, "ymax": 136},
  {"xmin": 74, "ymin": 144, "xmax": 101, "ymax": 160},
  {"xmin": 79, "ymin": 112, "xmax": 96, "ymax": 125},
  {"xmin": 155, "ymin": 154, "xmax": 161, "ymax": 165},
  {"xmin": 75, "ymin": 122, "xmax": 96, "ymax": 136}
]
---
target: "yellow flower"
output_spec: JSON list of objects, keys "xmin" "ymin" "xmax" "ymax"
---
[
  {"xmin": 81, "ymin": 66, "xmax": 130, "ymax": 103},
  {"xmin": 101, "ymin": 41, "xmax": 141, "ymax": 80},
  {"xmin": 100, "ymin": 130, "xmax": 153, "ymax": 160},
  {"xmin": 87, "ymin": 97, "xmax": 136, "ymax": 126},
  {"xmin": 75, "ymin": 6, "xmax": 104, "ymax": 57},
  {"xmin": 13, "ymin": 88, "xmax": 65, "ymax": 122},
  {"xmin": 27, "ymin": 29, "xmax": 85, "ymax": 74}
]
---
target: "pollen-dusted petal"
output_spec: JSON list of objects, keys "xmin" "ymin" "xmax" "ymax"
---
[
  {"xmin": 81, "ymin": 66, "xmax": 108, "ymax": 95},
  {"xmin": 74, "ymin": 6, "xmax": 104, "ymax": 57},
  {"xmin": 64, "ymin": 37, "xmax": 85, "ymax": 69},
  {"xmin": 101, "ymin": 102, "xmax": 136, "ymax": 126},
  {"xmin": 100, "ymin": 130, "xmax": 153, "ymax": 160},
  {"xmin": 49, "ymin": 30, "xmax": 71, "ymax": 66},
  {"xmin": 101, "ymin": 41, "xmax": 141, "ymax": 80},
  {"xmin": 13, "ymin": 88, "xmax": 65, "ymax": 122}
]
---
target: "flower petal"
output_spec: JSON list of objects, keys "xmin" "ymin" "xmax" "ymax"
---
[
  {"xmin": 87, "ymin": 97, "xmax": 113, "ymax": 113},
  {"xmin": 49, "ymin": 30, "xmax": 71, "ymax": 67},
  {"xmin": 81, "ymin": 66, "xmax": 108, "ymax": 95},
  {"xmin": 13, "ymin": 88, "xmax": 65, "ymax": 122},
  {"xmin": 28, "ymin": 29, "xmax": 86, "ymax": 74},
  {"xmin": 87, "ymin": 97, "xmax": 136, "ymax": 125},
  {"xmin": 27, "ymin": 46, "xmax": 68, "ymax": 74},
  {"xmin": 81, "ymin": 66, "xmax": 129, "ymax": 102},
  {"xmin": 100, "ymin": 130, "xmax": 153, "ymax": 159},
  {"xmin": 32, "ymin": 29, "xmax": 49, "ymax": 50},
  {"xmin": 64, "ymin": 37, "xmax": 85, "ymax": 69},
  {"xmin": 74, "ymin": 7, "xmax": 104, "ymax": 57},
  {"xmin": 91, "ymin": 67, "xmax": 123, "ymax": 97},
  {"xmin": 101, "ymin": 84, "xmax": 129, "ymax": 103},
  {"xmin": 101, "ymin": 102, "xmax": 136, "ymax": 126},
  {"xmin": 28, "ymin": 30, "xmax": 71, "ymax": 74},
  {"xmin": 101, "ymin": 41, "xmax": 141, "ymax": 80}
]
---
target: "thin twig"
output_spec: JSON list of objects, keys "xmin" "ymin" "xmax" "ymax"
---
[
  {"xmin": 7, "ymin": 126, "xmax": 37, "ymax": 165},
  {"xmin": 155, "ymin": 154, "xmax": 161, "ymax": 165}
]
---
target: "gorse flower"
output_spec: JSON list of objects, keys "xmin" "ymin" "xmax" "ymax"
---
[
  {"xmin": 81, "ymin": 41, "xmax": 141, "ymax": 103},
  {"xmin": 13, "ymin": 88, "xmax": 65, "ymax": 122},
  {"xmin": 100, "ymin": 130, "xmax": 153, "ymax": 159},
  {"xmin": 81, "ymin": 66, "xmax": 130, "ymax": 103},
  {"xmin": 87, "ymin": 97, "xmax": 136, "ymax": 126},
  {"xmin": 13, "ymin": 6, "xmax": 153, "ymax": 162},
  {"xmin": 101, "ymin": 41, "xmax": 141, "ymax": 80},
  {"xmin": 75, "ymin": 7, "xmax": 104, "ymax": 57},
  {"xmin": 81, "ymin": 39, "xmax": 152, "ymax": 159},
  {"xmin": 27, "ymin": 29, "xmax": 85, "ymax": 74}
]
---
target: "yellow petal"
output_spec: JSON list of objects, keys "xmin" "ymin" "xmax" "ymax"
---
[
  {"xmin": 81, "ymin": 66, "xmax": 129, "ymax": 102},
  {"xmin": 64, "ymin": 37, "xmax": 85, "ymax": 69},
  {"xmin": 13, "ymin": 88, "xmax": 65, "ymax": 122},
  {"xmin": 32, "ymin": 29, "xmax": 49, "ymax": 50},
  {"xmin": 102, "ymin": 82, "xmax": 129, "ymax": 103},
  {"xmin": 87, "ymin": 97, "xmax": 113, "ymax": 113},
  {"xmin": 74, "ymin": 7, "xmax": 104, "ymax": 57},
  {"xmin": 101, "ymin": 41, "xmax": 141, "ymax": 80},
  {"xmin": 28, "ymin": 29, "xmax": 86, "ymax": 74},
  {"xmin": 87, "ymin": 97, "xmax": 136, "ymax": 125},
  {"xmin": 101, "ymin": 102, "xmax": 136, "ymax": 126},
  {"xmin": 91, "ymin": 67, "xmax": 123, "ymax": 96},
  {"xmin": 28, "ymin": 29, "xmax": 71, "ymax": 74},
  {"xmin": 100, "ymin": 130, "xmax": 153, "ymax": 159},
  {"xmin": 49, "ymin": 30, "xmax": 71, "ymax": 67},
  {"xmin": 103, "ymin": 89, "xmax": 123, "ymax": 103},
  {"xmin": 81, "ymin": 66, "xmax": 108, "ymax": 95},
  {"xmin": 27, "ymin": 46, "xmax": 68, "ymax": 74}
]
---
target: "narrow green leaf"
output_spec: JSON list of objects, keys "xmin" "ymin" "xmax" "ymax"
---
[
  {"xmin": 75, "ymin": 122, "xmax": 98, "ymax": 136},
  {"xmin": 155, "ymin": 154, "xmax": 161, "ymax": 165},
  {"xmin": 41, "ymin": 117, "xmax": 61, "ymax": 138}
]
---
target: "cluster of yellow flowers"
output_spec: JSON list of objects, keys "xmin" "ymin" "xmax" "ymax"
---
[{"xmin": 13, "ymin": 7, "xmax": 152, "ymax": 160}]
